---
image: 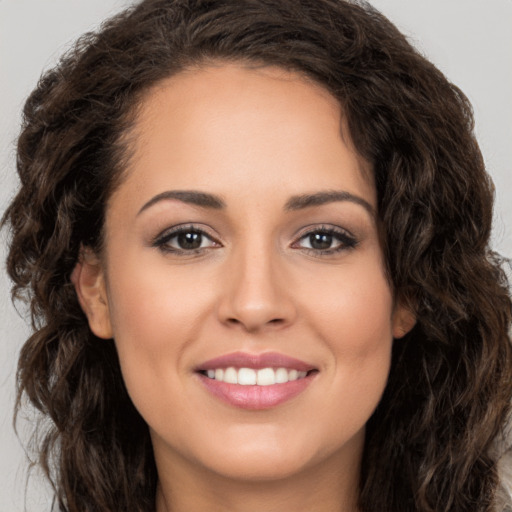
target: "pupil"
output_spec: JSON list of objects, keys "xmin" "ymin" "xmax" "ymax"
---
[
  {"xmin": 310, "ymin": 233, "xmax": 332, "ymax": 250},
  {"xmin": 178, "ymin": 231, "xmax": 202, "ymax": 249}
]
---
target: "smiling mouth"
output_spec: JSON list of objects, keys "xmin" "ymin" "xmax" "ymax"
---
[
  {"xmin": 196, "ymin": 352, "xmax": 318, "ymax": 409},
  {"xmin": 199, "ymin": 367, "xmax": 312, "ymax": 385}
]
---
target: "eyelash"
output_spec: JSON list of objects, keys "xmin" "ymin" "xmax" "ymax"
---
[
  {"xmin": 152, "ymin": 224, "xmax": 220, "ymax": 254},
  {"xmin": 152, "ymin": 224, "xmax": 358, "ymax": 256},
  {"xmin": 292, "ymin": 225, "xmax": 358, "ymax": 255}
]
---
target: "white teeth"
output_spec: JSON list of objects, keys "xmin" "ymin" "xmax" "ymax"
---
[
  {"xmin": 204, "ymin": 367, "xmax": 309, "ymax": 385},
  {"xmin": 238, "ymin": 367, "xmax": 257, "ymax": 385},
  {"xmin": 223, "ymin": 367, "xmax": 238, "ymax": 384},
  {"xmin": 257, "ymin": 368, "xmax": 275, "ymax": 386},
  {"xmin": 275, "ymin": 367, "xmax": 289, "ymax": 383}
]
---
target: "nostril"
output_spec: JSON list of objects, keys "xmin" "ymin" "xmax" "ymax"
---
[{"xmin": 224, "ymin": 316, "xmax": 285, "ymax": 331}]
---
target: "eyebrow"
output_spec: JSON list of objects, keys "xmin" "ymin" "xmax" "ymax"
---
[
  {"xmin": 284, "ymin": 190, "xmax": 375, "ymax": 217},
  {"xmin": 137, "ymin": 189, "xmax": 375, "ymax": 217},
  {"xmin": 138, "ymin": 190, "xmax": 226, "ymax": 215}
]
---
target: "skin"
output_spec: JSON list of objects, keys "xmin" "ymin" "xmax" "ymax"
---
[{"xmin": 73, "ymin": 63, "xmax": 415, "ymax": 512}]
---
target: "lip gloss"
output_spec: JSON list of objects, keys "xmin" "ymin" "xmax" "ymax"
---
[
  {"xmin": 198, "ymin": 374, "xmax": 315, "ymax": 409},
  {"xmin": 196, "ymin": 351, "xmax": 317, "ymax": 410}
]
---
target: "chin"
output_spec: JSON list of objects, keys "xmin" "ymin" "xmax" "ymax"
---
[
  {"xmin": 202, "ymin": 453, "xmax": 316, "ymax": 483},
  {"xmin": 183, "ymin": 424, "xmax": 365, "ymax": 484}
]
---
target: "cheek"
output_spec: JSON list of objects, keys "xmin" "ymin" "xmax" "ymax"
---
[
  {"xmin": 302, "ymin": 257, "xmax": 394, "ymax": 410},
  {"xmin": 104, "ymin": 262, "xmax": 214, "ymax": 409},
  {"xmin": 302, "ymin": 254, "xmax": 394, "ymax": 350},
  {"xmin": 107, "ymin": 257, "xmax": 212, "ymax": 341}
]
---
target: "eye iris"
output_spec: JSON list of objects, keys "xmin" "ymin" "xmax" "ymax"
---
[
  {"xmin": 177, "ymin": 231, "xmax": 202, "ymax": 249},
  {"xmin": 310, "ymin": 233, "xmax": 333, "ymax": 250}
]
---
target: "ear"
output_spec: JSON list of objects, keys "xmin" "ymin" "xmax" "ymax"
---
[
  {"xmin": 71, "ymin": 248, "xmax": 113, "ymax": 339},
  {"xmin": 392, "ymin": 302, "xmax": 416, "ymax": 339}
]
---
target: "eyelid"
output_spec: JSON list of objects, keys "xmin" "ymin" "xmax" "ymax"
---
[
  {"xmin": 292, "ymin": 223, "xmax": 356, "ymax": 241},
  {"xmin": 291, "ymin": 224, "xmax": 358, "ymax": 254},
  {"xmin": 152, "ymin": 223, "xmax": 222, "ymax": 253},
  {"xmin": 150, "ymin": 222, "xmax": 358, "ymax": 256}
]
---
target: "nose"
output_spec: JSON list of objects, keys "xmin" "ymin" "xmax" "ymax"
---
[{"xmin": 216, "ymin": 243, "xmax": 297, "ymax": 333}]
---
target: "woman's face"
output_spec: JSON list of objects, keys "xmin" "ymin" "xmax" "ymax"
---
[{"xmin": 76, "ymin": 64, "xmax": 413, "ymax": 484}]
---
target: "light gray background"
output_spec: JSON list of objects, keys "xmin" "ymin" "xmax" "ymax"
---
[{"xmin": 1, "ymin": 1, "xmax": 511, "ymax": 510}]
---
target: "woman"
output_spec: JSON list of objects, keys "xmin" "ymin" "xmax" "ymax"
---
[{"xmin": 2, "ymin": 0, "xmax": 511, "ymax": 511}]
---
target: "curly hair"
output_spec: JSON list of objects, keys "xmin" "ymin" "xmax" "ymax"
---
[{"xmin": 2, "ymin": 0, "xmax": 511, "ymax": 511}]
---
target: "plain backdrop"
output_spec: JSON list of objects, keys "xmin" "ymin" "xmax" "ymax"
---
[{"xmin": 1, "ymin": 1, "xmax": 511, "ymax": 510}]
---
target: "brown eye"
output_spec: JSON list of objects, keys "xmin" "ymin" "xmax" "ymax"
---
[
  {"xmin": 176, "ymin": 231, "xmax": 204, "ymax": 250},
  {"xmin": 153, "ymin": 226, "xmax": 219, "ymax": 253},
  {"xmin": 308, "ymin": 233, "xmax": 334, "ymax": 250},
  {"xmin": 294, "ymin": 227, "xmax": 357, "ymax": 254}
]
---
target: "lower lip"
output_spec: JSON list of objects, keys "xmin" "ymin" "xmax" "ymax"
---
[{"xmin": 197, "ymin": 373, "xmax": 316, "ymax": 410}]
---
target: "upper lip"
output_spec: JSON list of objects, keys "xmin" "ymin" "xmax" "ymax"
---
[{"xmin": 196, "ymin": 351, "xmax": 316, "ymax": 372}]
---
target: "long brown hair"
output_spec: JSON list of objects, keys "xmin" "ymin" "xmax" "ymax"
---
[{"xmin": 3, "ymin": 1, "xmax": 511, "ymax": 511}]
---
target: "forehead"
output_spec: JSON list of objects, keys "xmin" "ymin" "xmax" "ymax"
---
[{"xmin": 112, "ymin": 63, "xmax": 375, "ymax": 210}]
